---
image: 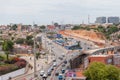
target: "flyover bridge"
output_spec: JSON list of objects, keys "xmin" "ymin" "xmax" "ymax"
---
[{"xmin": 70, "ymin": 46, "xmax": 120, "ymax": 69}]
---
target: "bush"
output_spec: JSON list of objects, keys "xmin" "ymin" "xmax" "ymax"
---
[
  {"xmin": 0, "ymin": 64, "xmax": 19, "ymax": 75},
  {"xmin": 11, "ymin": 57, "xmax": 20, "ymax": 64},
  {"xmin": 0, "ymin": 56, "xmax": 4, "ymax": 61},
  {"xmin": 15, "ymin": 59, "xmax": 26, "ymax": 68},
  {"xmin": 0, "ymin": 57, "xmax": 27, "ymax": 75}
]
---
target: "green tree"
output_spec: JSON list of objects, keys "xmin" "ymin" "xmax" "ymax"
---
[
  {"xmin": 26, "ymin": 35, "xmax": 33, "ymax": 40},
  {"xmin": 72, "ymin": 26, "xmax": 81, "ymax": 30},
  {"xmin": 40, "ymin": 25, "xmax": 46, "ymax": 29},
  {"xmin": 11, "ymin": 24, "xmax": 17, "ymax": 30},
  {"xmin": 2, "ymin": 40, "xmax": 14, "ymax": 61},
  {"xmin": 84, "ymin": 62, "xmax": 120, "ymax": 80},
  {"xmin": 36, "ymin": 53, "xmax": 40, "ymax": 59},
  {"xmin": 118, "ymin": 35, "xmax": 120, "ymax": 39},
  {"xmin": 15, "ymin": 38, "xmax": 25, "ymax": 44},
  {"xmin": 25, "ymin": 39, "xmax": 34, "ymax": 46}
]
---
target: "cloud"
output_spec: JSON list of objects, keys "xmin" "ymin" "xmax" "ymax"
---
[{"xmin": 0, "ymin": 0, "xmax": 120, "ymax": 24}]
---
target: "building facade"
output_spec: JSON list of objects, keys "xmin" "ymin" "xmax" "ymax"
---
[
  {"xmin": 95, "ymin": 17, "xmax": 106, "ymax": 24},
  {"xmin": 108, "ymin": 17, "xmax": 119, "ymax": 24}
]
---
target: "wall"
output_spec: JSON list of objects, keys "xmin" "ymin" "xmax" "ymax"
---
[{"xmin": 0, "ymin": 68, "xmax": 25, "ymax": 80}]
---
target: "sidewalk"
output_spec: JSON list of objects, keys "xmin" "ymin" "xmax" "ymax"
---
[{"xmin": 12, "ymin": 54, "xmax": 54, "ymax": 80}]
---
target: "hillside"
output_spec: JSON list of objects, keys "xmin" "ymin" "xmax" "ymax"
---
[{"xmin": 59, "ymin": 30, "xmax": 106, "ymax": 44}]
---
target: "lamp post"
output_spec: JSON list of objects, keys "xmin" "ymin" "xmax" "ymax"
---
[{"xmin": 33, "ymin": 36, "xmax": 37, "ymax": 77}]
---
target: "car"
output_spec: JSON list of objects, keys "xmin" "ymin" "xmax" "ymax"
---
[
  {"xmin": 62, "ymin": 64, "xmax": 65, "ymax": 67},
  {"xmin": 61, "ymin": 69, "xmax": 65, "ymax": 74},
  {"xmin": 42, "ymin": 73, "xmax": 47, "ymax": 78},
  {"xmin": 64, "ymin": 60, "xmax": 67, "ymax": 64},
  {"xmin": 55, "ymin": 72, "xmax": 59, "ymax": 76},
  {"xmin": 58, "ymin": 74, "xmax": 63, "ymax": 80},
  {"xmin": 53, "ymin": 59, "xmax": 56, "ymax": 62},
  {"xmin": 53, "ymin": 62, "xmax": 57, "ymax": 67},
  {"xmin": 62, "ymin": 53, "xmax": 65, "ymax": 57},
  {"xmin": 47, "ymin": 68, "xmax": 52, "ymax": 76},
  {"xmin": 59, "ymin": 57, "xmax": 63, "ymax": 60},
  {"xmin": 47, "ymin": 71, "xmax": 51, "ymax": 76},
  {"xmin": 50, "ymin": 65, "xmax": 54, "ymax": 70},
  {"xmin": 40, "ymin": 70, "xmax": 45, "ymax": 76}
]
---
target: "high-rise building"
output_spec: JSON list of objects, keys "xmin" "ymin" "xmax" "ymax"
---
[
  {"xmin": 108, "ymin": 17, "xmax": 119, "ymax": 24},
  {"xmin": 95, "ymin": 17, "xmax": 106, "ymax": 24}
]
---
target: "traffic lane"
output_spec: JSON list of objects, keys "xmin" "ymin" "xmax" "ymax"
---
[
  {"xmin": 54, "ymin": 63, "xmax": 67, "ymax": 80},
  {"xmin": 50, "ymin": 55, "xmax": 68, "ymax": 80},
  {"xmin": 49, "ymin": 55, "xmax": 66, "ymax": 80},
  {"xmin": 37, "ymin": 62, "xmax": 54, "ymax": 79},
  {"xmin": 45, "ymin": 51, "xmax": 65, "ymax": 80}
]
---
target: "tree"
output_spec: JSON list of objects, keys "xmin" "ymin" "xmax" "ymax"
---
[
  {"xmin": 72, "ymin": 26, "xmax": 81, "ymax": 30},
  {"xmin": 54, "ymin": 22, "xmax": 59, "ymax": 27},
  {"xmin": 15, "ymin": 38, "xmax": 25, "ymax": 44},
  {"xmin": 84, "ymin": 62, "xmax": 120, "ymax": 80},
  {"xmin": 26, "ymin": 35, "xmax": 33, "ymax": 40},
  {"xmin": 118, "ymin": 35, "xmax": 120, "ymax": 39},
  {"xmin": 40, "ymin": 25, "xmax": 46, "ymax": 29},
  {"xmin": 36, "ymin": 53, "xmax": 41, "ymax": 59},
  {"xmin": 106, "ymin": 65, "xmax": 120, "ymax": 80},
  {"xmin": 25, "ymin": 39, "xmax": 34, "ymax": 46},
  {"xmin": 11, "ymin": 24, "xmax": 17, "ymax": 30},
  {"xmin": 2, "ymin": 40, "xmax": 14, "ymax": 61}
]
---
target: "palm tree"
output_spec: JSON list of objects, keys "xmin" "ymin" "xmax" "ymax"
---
[{"xmin": 2, "ymin": 40, "xmax": 14, "ymax": 61}]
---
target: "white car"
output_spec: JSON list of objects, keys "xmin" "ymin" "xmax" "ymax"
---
[
  {"xmin": 40, "ymin": 70, "xmax": 45, "ymax": 76},
  {"xmin": 43, "ymin": 73, "xmax": 47, "ymax": 78},
  {"xmin": 53, "ymin": 62, "xmax": 57, "ymax": 67}
]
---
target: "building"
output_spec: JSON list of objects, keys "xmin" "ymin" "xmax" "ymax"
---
[
  {"xmin": 17, "ymin": 24, "xmax": 22, "ymax": 32},
  {"xmin": 88, "ymin": 55, "xmax": 113, "ymax": 65},
  {"xmin": 65, "ymin": 70, "xmax": 86, "ymax": 80},
  {"xmin": 113, "ymin": 54, "xmax": 120, "ymax": 67},
  {"xmin": 108, "ymin": 17, "xmax": 119, "ymax": 24},
  {"xmin": 95, "ymin": 17, "xmax": 106, "ymax": 24}
]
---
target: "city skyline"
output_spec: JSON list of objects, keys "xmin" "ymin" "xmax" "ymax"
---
[{"xmin": 1, "ymin": 0, "xmax": 120, "ymax": 25}]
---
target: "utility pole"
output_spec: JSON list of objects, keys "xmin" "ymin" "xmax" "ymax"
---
[
  {"xmin": 33, "ymin": 22, "xmax": 37, "ymax": 77},
  {"xmin": 33, "ymin": 35, "xmax": 37, "ymax": 78},
  {"xmin": 88, "ymin": 15, "xmax": 90, "ymax": 24}
]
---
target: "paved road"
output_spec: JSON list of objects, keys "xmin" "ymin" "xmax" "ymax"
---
[
  {"xmin": 47, "ymin": 37, "xmax": 99, "ymax": 80},
  {"xmin": 12, "ymin": 32, "xmax": 99, "ymax": 80}
]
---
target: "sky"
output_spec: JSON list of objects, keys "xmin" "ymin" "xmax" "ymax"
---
[{"xmin": 0, "ymin": 0, "xmax": 120, "ymax": 25}]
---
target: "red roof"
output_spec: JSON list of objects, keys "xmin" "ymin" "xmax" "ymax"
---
[{"xmin": 48, "ymin": 25, "xmax": 55, "ymax": 30}]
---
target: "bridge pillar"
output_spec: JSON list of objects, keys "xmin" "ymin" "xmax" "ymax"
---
[{"xmin": 69, "ymin": 54, "xmax": 88, "ymax": 69}]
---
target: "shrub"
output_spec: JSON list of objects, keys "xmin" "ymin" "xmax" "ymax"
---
[
  {"xmin": 15, "ymin": 59, "xmax": 26, "ymax": 68},
  {"xmin": 11, "ymin": 57, "xmax": 20, "ymax": 64},
  {"xmin": 0, "ymin": 56, "xmax": 4, "ymax": 61},
  {"xmin": 0, "ymin": 64, "xmax": 19, "ymax": 75}
]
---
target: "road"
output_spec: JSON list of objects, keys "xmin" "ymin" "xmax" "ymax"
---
[
  {"xmin": 12, "ymin": 32, "xmax": 98, "ymax": 80},
  {"xmin": 45, "ymin": 36, "xmax": 99, "ymax": 80}
]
